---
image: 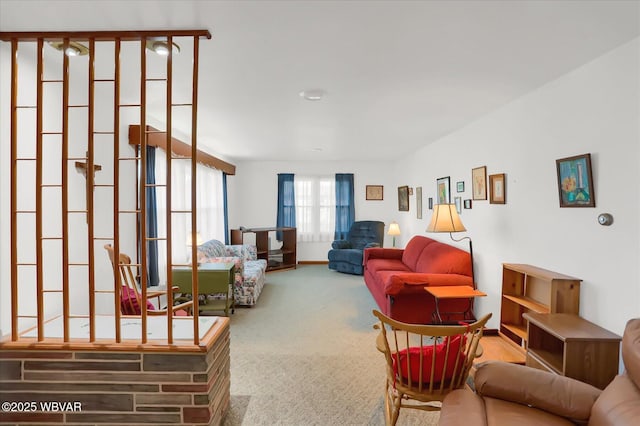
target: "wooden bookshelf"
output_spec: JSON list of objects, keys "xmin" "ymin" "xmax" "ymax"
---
[
  {"xmin": 230, "ymin": 227, "xmax": 297, "ymax": 271},
  {"xmin": 500, "ymin": 263, "xmax": 581, "ymax": 350}
]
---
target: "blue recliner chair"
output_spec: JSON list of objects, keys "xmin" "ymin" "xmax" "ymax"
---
[{"xmin": 328, "ymin": 221, "xmax": 385, "ymax": 275}]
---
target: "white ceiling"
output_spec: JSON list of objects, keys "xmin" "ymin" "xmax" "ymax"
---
[{"xmin": 1, "ymin": 0, "xmax": 639, "ymax": 162}]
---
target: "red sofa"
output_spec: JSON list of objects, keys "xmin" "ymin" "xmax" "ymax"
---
[{"xmin": 363, "ymin": 235, "xmax": 473, "ymax": 324}]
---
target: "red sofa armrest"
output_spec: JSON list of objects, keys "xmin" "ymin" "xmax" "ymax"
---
[
  {"xmin": 384, "ymin": 273, "xmax": 473, "ymax": 295},
  {"xmin": 363, "ymin": 247, "xmax": 404, "ymax": 264}
]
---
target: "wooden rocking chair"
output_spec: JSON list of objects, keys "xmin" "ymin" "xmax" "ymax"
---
[
  {"xmin": 372, "ymin": 309, "xmax": 491, "ymax": 425},
  {"xmin": 104, "ymin": 244, "xmax": 193, "ymax": 316}
]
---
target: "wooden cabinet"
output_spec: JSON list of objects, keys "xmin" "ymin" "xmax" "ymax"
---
[
  {"xmin": 230, "ymin": 227, "xmax": 297, "ymax": 271},
  {"xmin": 524, "ymin": 312, "xmax": 621, "ymax": 389},
  {"xmin": 500, "ymin": 263, "xmax": 581, "ymax": 349}
]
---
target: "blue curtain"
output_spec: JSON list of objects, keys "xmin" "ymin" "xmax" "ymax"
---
[
  {"xmin": 223, "ymin": 172, "xmax": 229, "ymax": 244},
  {"xmin": 145, "ymin": 146, "xmax": 159, "ymax": 287},
  {"xmin": 276, "ymin": 173, "xmax": 296, "ymax": 240},
  {"xmin": 334, "ymin": 173, "xmax": 355, "ymax": 240}
]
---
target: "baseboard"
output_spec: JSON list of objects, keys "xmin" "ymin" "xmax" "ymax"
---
[{"xmin": 298, "ymin": 261, "xmax": 329, "ymax": 265}]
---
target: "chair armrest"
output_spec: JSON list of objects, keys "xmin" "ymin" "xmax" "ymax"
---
[
  {"xmin": 364, "ymin": 242, "xmax": 380, "ymax": 249},
  {"xmin": 331, "ymin": 240, "xmax": 352, "ymax": 249},
  {"xmin": 384, "ymin": 273, "xmax": 473, "ymax": 296},
  {"xmin": 474, "ymin": 361, "xmax": 601, "ymax": 422},
  {"xmin": 440, "ymin": 389, "xmax": 488, "ymax": 426},
  {"xmin": 363, "ymin": 247, "xmax": 403, "ymax": 263}
]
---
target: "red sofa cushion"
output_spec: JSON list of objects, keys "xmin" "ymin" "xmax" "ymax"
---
[
  {"xmin": 365, "ymin": 258, "xmax": 411, "ymax": 275},
  {"xmin": 394, "ymin": 335, "xmax": 466, "ymax": 383}
]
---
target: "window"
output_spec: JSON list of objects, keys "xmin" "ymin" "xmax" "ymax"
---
[
  {"xmin": 154, "ymin": 148, "xmax": 225, "ymax": 284},
  {"xmin": 294, "ymin": 175, "xmax": 335, "ymax": 242}
]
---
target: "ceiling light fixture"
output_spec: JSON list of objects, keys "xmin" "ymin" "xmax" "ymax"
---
[
  {"xmin": 48, "ymin": 41, "xmax": 89, "ymax": 57},
  {"xmin": 299, "ymin": 89, "xmax": 325, "ymax": 101},
  {"xmin": 146, "ymin": 39, "xmax": 181, "ymax": 56}
]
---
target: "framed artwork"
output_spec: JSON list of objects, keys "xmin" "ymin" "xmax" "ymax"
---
[
  {"xmin": 416, "ymin": 187, "xmax": 423, "ymax": 219},
  {"xmin": 556, "ymin": 153, "xmax": 595, "ymax": 208},
  {"xmin": 489, "ymin": 173, "xmax": 506, "ymax": 204},
  {"xmin": 428, "ymin": 197, "xmax": 433, "ymax": 210},
  {"xmin": 436, "ymin": 176, "xmax": 450, "ymax": 204},
  {"xmin": 456, "ymin": 181, "xmax": 465, "ymax": 193},
  {"xmin": 398, "ymin": 186, "xmax": 409, "ymax": 211},
  {"xmin": 472, "ymin": 166, "xmax": 487, "ymax": 200},
  {"xmin": 464, "ymin": 199, "xmax": 472, "ymax": 209},
  {"xmin": 454, "ymin": 196, "xmax": 462, "ymax": 213},
  {"xmin": 366, "ymin": 185, "xmax": 383, "ymax": 200}
]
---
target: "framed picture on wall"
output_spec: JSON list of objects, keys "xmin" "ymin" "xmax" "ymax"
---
[
  {"xmin": 456, "ymin": 181, "xmax": 465, "ymax": 192},
  {"xmin": 472, "ymin": 166, "xmax": 487, "ymax": 200},
  {"xmin": 416, "ymin": 186, "xmax": 423, "ymax": 219},
  {"xmin": 366, "ymin": 185, "xmax": 384, "ymax": 200},
  {"xmin": 436, "ymin": 176, "xmax": 450, "ymax": 204},
  {"xmin": 464, "ymin": 199, "xmax": 472, "ymax": 209},
  {"xmin": 556, "ymin": 153, "xmax": 595, "ymax": 207},
  {"xmin": 398, "ymin": 186, "xmax": 409, "ymax": 211},
  {"xmin": 428, "ymin": 197, "xmax": 433, "ymax": 210},
  {"xmin": 489, "ymin": 173, "xmax": 506, "ymax": 204}
]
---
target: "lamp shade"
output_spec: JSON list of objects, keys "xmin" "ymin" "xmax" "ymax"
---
[
  {"xmin": 426, "ymin": 204, "xmax": 467, "ymax": 233},
  {"xmin": 388, "ymin": 222, "xmax": 401, "ymax": 236}
]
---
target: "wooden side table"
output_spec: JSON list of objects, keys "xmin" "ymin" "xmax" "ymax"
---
[
  {"xmin": 523, "ymin": 312, "xmax": 621, "ymax": 389},
  {"xmin": 425, "ymin": 286, "xmax": 487, "ymax": 324},
  {"xmin": 172, "ymin": 262, "xmax": 236, "ymax": 316}
]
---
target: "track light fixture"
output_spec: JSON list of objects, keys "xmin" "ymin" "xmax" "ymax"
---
[
  {"xmin": 146, "ymin": 39, "xmax": 180, "ymax": 56},
  {"xmin": 48, "ymin": 41, "xmax": 89, "ymax": 57}
]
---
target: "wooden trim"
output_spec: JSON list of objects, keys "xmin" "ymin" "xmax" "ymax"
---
[
  {"xmin": 191, "ymin": 36, "xmax": 200, "ymax": 345},
  {"xmin": 87, "ymin": 38, "xmax": 97, "ymax": 342},
  {"xmin": 128, "ymin": 125, "xmax": 235, "ymax": 175},
  {"xmin": 139, "ymin": 39, "xmax": 148, "ymax": 344},
  {"xmin": 36, "ymin": 39, "xmax": 44, "ymax": 341},
  {"xmin": 62, "ymin": 38, "xmax": 70, "ymax": 342},
  {"xmin": 0, "ymin": 317, "xmax": 229, "ymax": 353},
  {"xmin": 166, "ymin": 36, "xmax": 174, "ymax": 344},
  {"xmin": 0, "ymin": 30, "xmax": 212, "ymax": 42},
  {"xmin": 10, "ymin": 39, "xmax": 18, "ymax": 341},
  {"xmin": 113, "ymin": 38, "xmax": 122, "ymax": 343}
]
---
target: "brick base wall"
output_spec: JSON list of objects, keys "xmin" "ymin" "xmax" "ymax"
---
[{"xmin": 0, "ymin": 319, "xmax": 230, "ymax": 425}]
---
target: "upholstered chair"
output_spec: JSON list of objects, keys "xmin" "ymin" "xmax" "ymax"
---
[
  {"xmin": 197, "ymin": 239, "xmax": 267, "ymax": 306},
  {"xmin": 328, "ymin": 220, "xmax": 384, "ymax": 275}
]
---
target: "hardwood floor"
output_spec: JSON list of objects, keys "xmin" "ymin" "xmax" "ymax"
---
[{"xmin": 475, "ymin": 334, "xmax": 526, "ymax": 365}]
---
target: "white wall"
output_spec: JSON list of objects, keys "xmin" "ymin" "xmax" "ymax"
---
[
  {"xmin": 397, "ymin": 38, "xmax": 640, "ymax": 334},
  {"xmin": 229, "ymin": 38, "xmax": 639, "ymax": 336},
  {"xmin": 227, "ymin": 160, "xmax": 401, "ymax": 260}
]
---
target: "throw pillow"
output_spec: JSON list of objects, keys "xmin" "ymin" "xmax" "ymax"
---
[
  {"xmin": 199, "ymin": 239, "xmax": 226, "ymax": 258},
  {"xmin": 393, "ymin": 335, "xmax": 466, "ymax": 383},
  {"xmin": 120, "ymin": 287, "xmax": 156, "ymax": 315}
]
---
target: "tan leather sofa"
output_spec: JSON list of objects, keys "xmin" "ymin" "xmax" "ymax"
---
[{"xmin": 439, "ymin": 318, "xmax": 640, "ymax": 426}]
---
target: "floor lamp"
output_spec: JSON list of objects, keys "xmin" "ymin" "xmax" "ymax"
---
[{"xmin": 426, "ymin": 204, "xmax": 475, "ymax": 289}]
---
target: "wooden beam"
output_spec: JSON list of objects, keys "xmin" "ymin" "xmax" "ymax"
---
[
  {"xmin": 128, "ymin": 125, "xmax": 235, "ymax": 175},
  {"xmin": 0, "ymin": 30, "xmax": 211, "ymax": 42}
]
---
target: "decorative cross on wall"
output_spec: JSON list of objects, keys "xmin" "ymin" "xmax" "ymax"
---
[{"xmin": 74, "ymin": 155, "xmax": 102, "ymax": 223}]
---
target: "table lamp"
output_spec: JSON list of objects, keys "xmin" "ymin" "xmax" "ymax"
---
[
  {"xmin": 426, "ymin": 204, "xmax": 475, "ymax": 288},
  {"xmin": 388, "ymin": 222, "xmax": 401, "ymax": 248}
]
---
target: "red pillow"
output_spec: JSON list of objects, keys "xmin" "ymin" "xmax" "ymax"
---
[
  {"xmin": 393, "ymin": 335, "xmax": 466, "ymax": 383},
  {"xmin": 120, "ymin": 287, "xmax": 156, "ymax": 315}
]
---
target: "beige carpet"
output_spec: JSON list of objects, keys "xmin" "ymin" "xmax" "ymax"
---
[{"xmin": 221, "ymin": 265, "xmax": 440, "ymax": 426}]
